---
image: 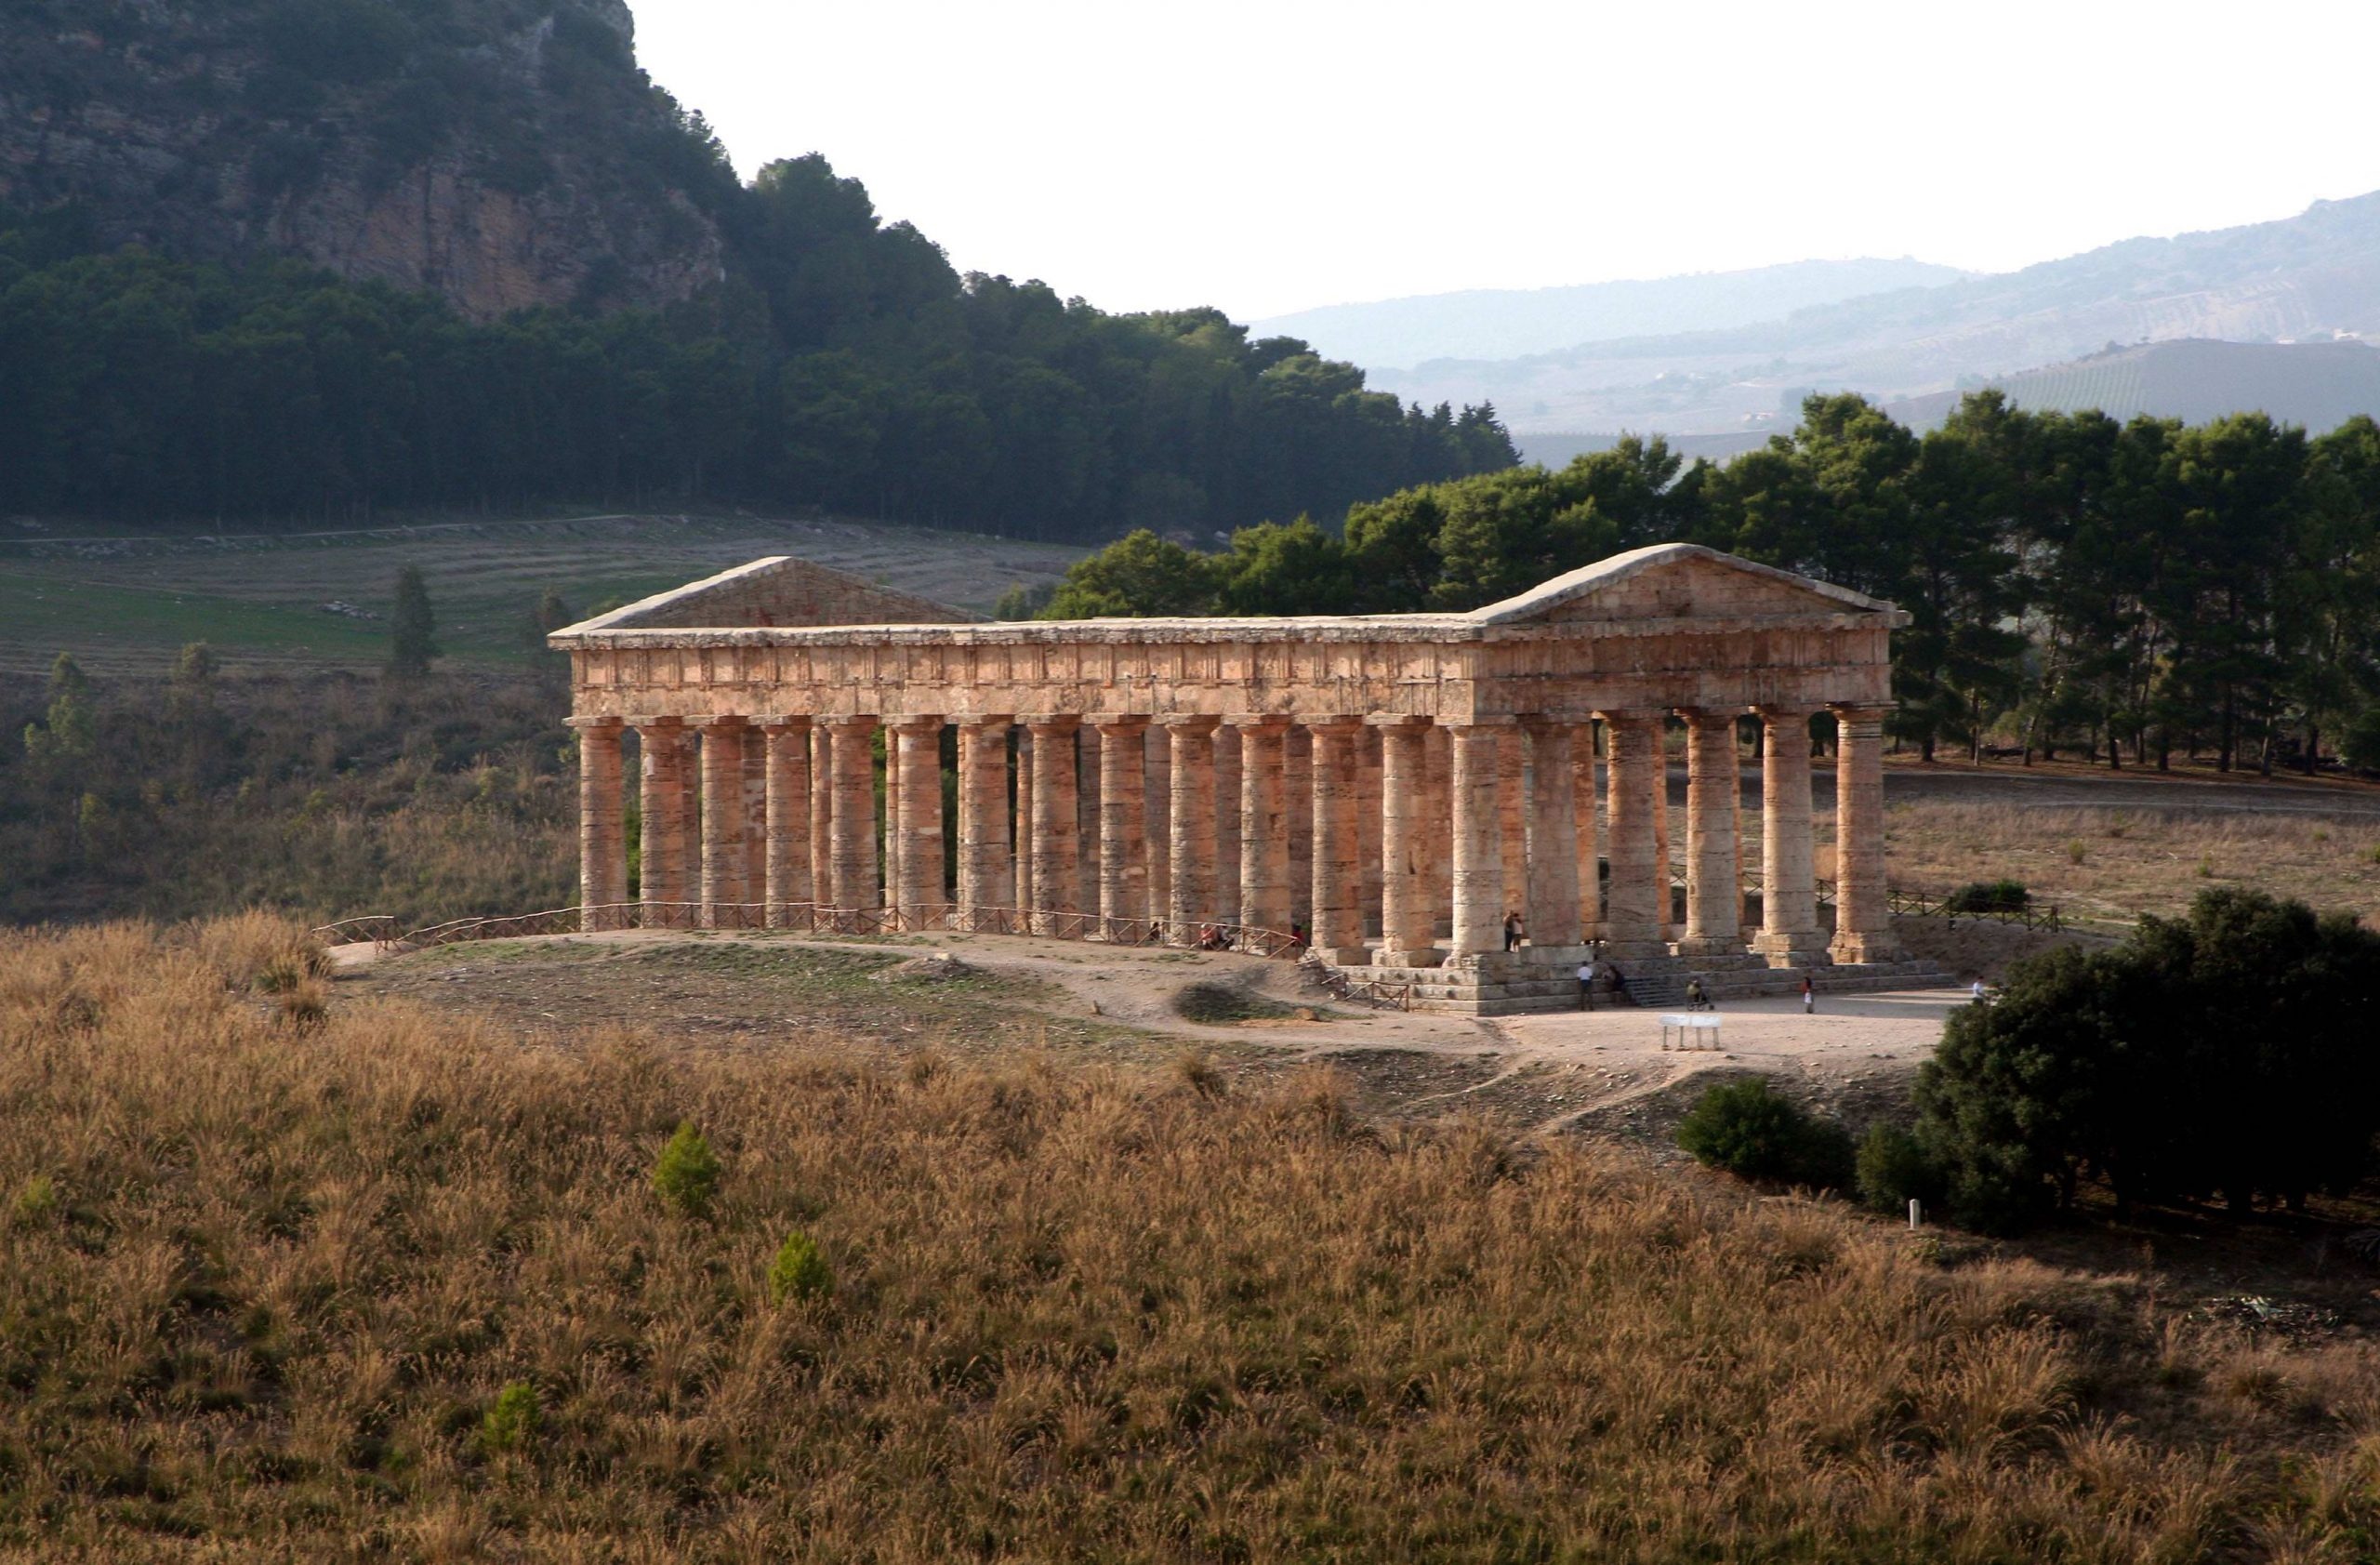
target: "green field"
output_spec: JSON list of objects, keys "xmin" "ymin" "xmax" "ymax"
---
[{"xmin": 0, "ymin": 512, "xmax": 1083, "ymax": 677}]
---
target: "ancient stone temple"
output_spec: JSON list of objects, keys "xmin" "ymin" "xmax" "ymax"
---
[{"xmin": 551, "ymin": 544, "xmax": 1929, "ymax": 1013}]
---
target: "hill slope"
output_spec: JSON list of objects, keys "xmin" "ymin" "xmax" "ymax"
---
[
  {"xmin": 1885, "ymin": 338, "xmax": 2380, "ymax": 431},
  {"xmin": 1250, "ymin": 258, "xmax": 1970, "ymax": 369},
  {"xmin": 1376, "ymin": 192, "xmax": 2380, "ymax": 436}
]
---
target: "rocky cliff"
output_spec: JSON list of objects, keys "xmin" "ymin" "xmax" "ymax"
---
[{"xmin": 0, "ymin": 0, "xmax": 730, "ymax": 318}]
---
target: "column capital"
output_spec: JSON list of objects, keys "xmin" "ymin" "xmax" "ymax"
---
[
  {"xmin": 1304, "ymin": 717, "xmax": 1366, "ymax": 738},
  {"xmin": 1752, "ymin": 703, "xmax": 1819, "ymax": 721},
  {"xmin": 1592, "ymin": 707, "xmax": 1663, "ymax": 725},
  {"xmin": 693, "ymin": 714, "xmax": 751, "ymax": 730},
  {"xmin": 1672, "ymin": 704, "xmax": 1746, "ymax": 723},
  {"xmin": 1086, "ymin": 713, "xmax": 1150, "ymax": 733},
  {"xmin": 564, "ymin": 715, "xmax": 623, "ymax": 731},
  {"xmin": 623, "ymin": 714, "xmax": 684, "ymax": 730},
  {"xmin": 1223, "ymin": 713, "xmax": 1292, "ymax": 731},
  {"xmin": 819, "ymin": 713, "xmax": 879, "ymax": 731},
  {"xmin": 754, "ymin": 714, "xmax": 813, "ymax": 733},
  {"xmin": 1364, "ymin": 713, "xmax": 1434, "ymax": 730},
  {"xmin": 1157, "ymin": 713, "xmax": 1222, "ymax": 733},
  {"xmin": 1827, "ymin": 701, "xmax": 1896, "ymax": 723},
  {"xmin": 1018, "ymin": 713, "xmax": 1082, "ymax": 734},
  {"xmin": 954, "ymin": 713, "xmax": 1015, "ymax": 730},
  {"xmin": 884, "ymin": 713, "xmax": 946, "ymax": 734}
]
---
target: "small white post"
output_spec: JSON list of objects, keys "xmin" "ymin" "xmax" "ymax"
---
[{"xmin": 1908, "ymin": 1198, "xmax": 1923, "ymax": 1231}]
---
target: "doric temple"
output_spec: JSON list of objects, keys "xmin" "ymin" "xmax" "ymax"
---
[{"xmin": 551, "ymin": 543, "xmax": 1926, "ymax": 1013}]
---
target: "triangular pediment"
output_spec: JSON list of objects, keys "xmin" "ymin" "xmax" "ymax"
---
[{"xmin": 1467, "ymin": 544, "xmax": 1898, "ymax": 628}]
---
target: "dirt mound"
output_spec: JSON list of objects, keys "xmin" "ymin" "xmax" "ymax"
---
[{"xmin": 873, "ymin": 953, "xmax": 977, "ymax": 984}]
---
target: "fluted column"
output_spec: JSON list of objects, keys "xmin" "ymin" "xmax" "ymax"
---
[
  {"xmin": 637, "ymin": 719, "xmax": 691, "ymax": 920},
  {"xmin": 698, "ymin": 718, "xmax": 748, "ymax": 928},
  {"xmin": 957, "ymin": 718, "xmax": 1012, "ymax": 924},
  {"xmin": 1308, "ymin": 721, "xmax": 1366, "ymax": 962},
  {"xmin": 890, "ymin": 716, "xmax": 945, "ymax": 925},
  {"xmin": 1163, "ymin": 717, "xmax": 1219, "ymax": 939},
  {"xmin": 808, "ymin": 724, "xmax": 832, "ymax": 913},
  {"xmin": 824, "ymin": 716, "xmax": 879, "ymax": 917},
  {"xmin": 1374, "ymin": 717, "xmax": 1438, "ymax": 966},
  {"xmin": 1232, "ymin": 717, "xmax": 1290, "ymax": 935},
  {"xmin": 1025, "ymin": 717, "xmax": 1080, "ymax": 934},
  {"xmin": 1356, "ymin": 724, "xmax": 1384, "ymax": 939},
  {"xmin": 1143, "ymin": 724, "xmax": 1171, "ymax": 922},
  {"xmin": 1077, "ymin": 724, "xmax": 1102, "ymax": 911},
  {"xmin": 742, "ymin": 722, "xmax": 767, "ymax": 908},
  {"xmin": 571, "ymin": 718, "xmax": 627, "ymax": 931},
  {"xmin": 1754, "ymin": 705, "xmax": 1825, "ymax": 965},
  {"xmin": 880, "ymin": 730, "xmax": 902, "ymax": 919},
  {"xmin": 761, "ymin": 717, "xmax": 813, "ymax": 926},
  {"xmin": 1285, "ymin": 724, "xmax": 1312, "ymax": 927},
  {"xmin": 1598, "ymin": 709, "xmax": 1665, "ymax": 957},
  {"xmin": 1012, "ymin": 726, "xmax": 1034, "ymax": 913},
  {"xmin": 1678, "ymin": 708, "xmax": 1743, "ymax": 957},
  {"xmin": 1449, "ymin": 722, "xmax": 1510, "ymax": 958},
  {"xmin": 1830, "ymin": 703, "xmax": 1902, "ymax": 964},
  {"xmin": 1425, "ymin": 723, "xmax": 1452, "ymax": 938},
  {"xmin": 1212, "ymin": 724, "xmax": 1241, "ymax": 928},
  {"xmin": 1497, "ymin": 731, "xmax": 1527, "ymax": 933},
  {"xmin": 1653, "ymin": 722, "xmax": 1674, "ymax": 939},
  {"xmin": 1522, "ymin": 718, "xmax": 1580, "ymax": 947},
  {"xmin": 1092, "ymin": 718, "xmax": 1148, "ymax": 932},
  {"xmin": 1573, "ymin": 721, "xmax": 1600, "ymax": 938}
]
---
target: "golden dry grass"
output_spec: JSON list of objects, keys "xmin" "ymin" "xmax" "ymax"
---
[
  {"xmin": 5, "ymin": 920, "xmax": 2379, "ymax": 1561},
  {"xmin": 1858, "ymin": 802, "xmax": 2380, "ymax": 927}
]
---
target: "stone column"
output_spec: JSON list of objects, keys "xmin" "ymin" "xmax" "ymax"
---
[
  {"xmin": 1308, "ymin": 721, "xmax": 1366, "ymax": 962},
  {"xmin": 1012, "ymin": 726, "xmax": 1034, "ymax": 914},
  {"xmin": 1374, "ymin": 717, "xmax": 1438, "ymax": 966},
  {"xmin": 1093, "ymin": 718, "xmax": 1148, "ymax": 933},
  {"xmin": 956, "ymin": 718, "xmax": 1012, "ymax": 925},
  {"xmin": 1653, "ymin": 721, "xmax": 1673, "ymax": 938},
  {"xmin": 1356, "ymin": 724, "xmax": 1384, "ymax": 940},
  {"xmin": 809, "ymin": 724, "xmax": 833, "ymax": 909},
  {"xmin": 1448, "ymin": 722, "xmax": 1509, "ymax": 958},
  {"xmin": 1285, "ymin": 724, "xmax": 1313, "ymax": 927},
  {"xmin": 1164, "ymin": 716, "xmax": 1220, "ymax": 940},
  {"xmin": 570, "ymin": 718, "xmax": 627, "ymax": 931},
  {"xmin": 1077, "ymin": 723, "xmax": 1102, "ymax": 911},
  {"xmin": 1830, "ymin": 703, "xmax": 1902, "ymax": 964},
  {"xmin": 1212, "ymin": 723, "xmax": 1241, "ymax": 929},
  {"xmin": 1522, "ymin": 719, "xmax": 1580, "ymax": 947},
  {"xmin": 824, "ymin": 716, "xmax": 879, "ymax": 916},
  {"xmin": 637, "ymin": 720, "xmax": 691, "ymax": 921},
  {"xmin": 1678, "ymin": 709, "xmax": 1743, "ymax": 958},
  {"xmin": 1597, "ymin": 710, "xmax": 1665, "ymax": 957},
  {"xmin": 1143, "ymin": 724, "xmax": 1171, "ymax": 921},
  {"xmin": 698, "ymin": 718, "xmax": 748, "ymax": 928},
  {"xmin": 890, "ymin": 717, "xmax": 945, "ymax": 925},
  {"xmin": 760, "ymin": 717, "xmax": 813, "ymax": 926},
  {"xmin": 1574, "ymin": 721, "xmax": 1601, "ymax": 937},
  {"xmin": 1754, "ymin": 706, "xmax": 1825, "ymax": 965},
  {"xmin": 1025, "ymin": 717, "xmax": 1080, "ymax": 934},
  {"xmin": 1425, "ymin": 723, "xmax": 1452, "ymax": 939},
  {"xmin": 880, "ymin": 731, "xmax": 901, "ymax": 919},
  {"xmin": 742, "ymin": 723, "xmax": 767, "ymax": 908},
  {"xmin": 1232, "ymin": 717, "xmax": 1290, "ymax": 936}
]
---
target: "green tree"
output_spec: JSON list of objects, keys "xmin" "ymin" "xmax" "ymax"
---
[
  {"xmin": 388, "ymin": 564, "xmax": 438, "ymax": 679},
  {"xmin": 22, "ymin": 652, "xmax": 96, "ymax": 763},
  {"xmin": 1039, "ymin": 530, "xmax": 1218, "ymax": 619}
]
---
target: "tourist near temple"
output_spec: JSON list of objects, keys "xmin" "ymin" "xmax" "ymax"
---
[{"xmin": 550, "ymin": 544, "xmax": 1942, "ymax": 1013}]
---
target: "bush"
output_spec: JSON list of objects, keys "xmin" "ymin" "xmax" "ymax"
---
[
  {"xmin": 769, "ymin": 1230, "xmax": 833, "ymax": 1305},
  {"xmin": 652, "ymin": 1121, "xmax": 721, "ymax": 1215},
  {"xmin": 1854, "ymin": 1123, "xmax": 1946, "ymax": 1214},
  {"xmin": 482, "ymin": 1381, "xmax": 539, "ymax": 1454},
  {"xmin": 1945, "ymin": 879, "xmax": 2030, "ymax": 913},
  {"xmin": 1676, "ymin": 1079, "xmax": 1853, "ymax": 1189}
]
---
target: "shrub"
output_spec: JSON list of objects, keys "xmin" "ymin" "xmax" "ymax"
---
[
  {"xmin": 1855, "ymin": 1123, "xmax": 1946, "ymax": 1214},
  {"xmin": 11, "ymin": 1174, "xmax": 58, "ymax": 1227},
  {"xmin": 482, "ymin": 1382, "xmax": 539, "ymax": 1454},
  {"xmin": 1945, "ymin": 879, "xmax": 2029, "ymax": 913},
  {"xmin": 769, "ymin": 1231, "xmax": 833, "ymax": 1305},
  {"xmin": 1676, "ymin": 1079, "xmax": 1853, "ymax": 1189},
  {"xmin": 652, "ymin": 1121, "xmax": 721, "ymax": 1215}
]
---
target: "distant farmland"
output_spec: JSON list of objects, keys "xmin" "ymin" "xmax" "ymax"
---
[
  {"xmin": 1891, "ymin": 338, "xmax": 2380, "ymax": 431},
  {"xmin": 0, "ymin": 513, "xmax": 1083, "ymax": 677}
]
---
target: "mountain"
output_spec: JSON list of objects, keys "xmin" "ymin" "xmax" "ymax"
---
[
  {"xmin": 0, "ymin": 0, "xmax": 733, "ymax": 318},
  {"xmin": 1370, "ymin": 193, "xmax": 2380, "ymax": 439},
  {"xmin": 1250, "ymin": 258, "xmax": 1970, "ymax": 370},
  {"xmin": 1884, "ymin": 338, "xmax": 2380, "ymax": 432}
]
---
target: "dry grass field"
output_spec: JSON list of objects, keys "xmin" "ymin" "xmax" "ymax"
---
[{"xmin": 7, "ymin": 916, "xmax": 2380, "ymax": 1561}]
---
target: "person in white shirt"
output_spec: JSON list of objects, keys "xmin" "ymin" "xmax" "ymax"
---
[
  {"xmin": 1577, "ymin": 959, "xmax": 1595, "ymax": 1010},
  {"xmin": 1971, "ymin": 977, "xmax": 1988, "ymax": 1003}
]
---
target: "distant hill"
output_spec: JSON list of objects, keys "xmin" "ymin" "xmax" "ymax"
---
[
  {"xmin": 1250, "ymin": 259, "xmax": 1970, "ymax": 369},
  {"xmin": 1370, "ymin": 192, "xmax": 2380, "ymax": 438},
  {"xmin": 1885, "ymin": 338, "xmax": 2380, "ymax": 432}
]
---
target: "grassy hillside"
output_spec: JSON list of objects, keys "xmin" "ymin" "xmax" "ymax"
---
[
  {"xmin": 1888, "ymin": 339, "xmax": 2380, "ymax": 433},
  {"xmin": 0, "ymin": 513, "xmax": 1081, "ymax": 677},
  {"xmin": 6, "ymin": 917, "xmax": 2378, "ymax": 1559}
]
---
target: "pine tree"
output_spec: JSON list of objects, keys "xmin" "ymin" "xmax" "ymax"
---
[{"xmin": 389, "ymin": 566, "xmax": 439, "ymax": 680}]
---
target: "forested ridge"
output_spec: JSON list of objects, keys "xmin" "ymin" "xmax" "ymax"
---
[
  {"xmin": 0, "ymin": 0, "xmax": 1515, "ymax": 540},
  {"xmin": 1041, "ymin": 393, "xmax": 2380, "ymax": 774}
]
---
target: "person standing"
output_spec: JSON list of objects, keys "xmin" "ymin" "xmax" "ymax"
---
[
  {"xmin": 1801, "ymin": 974, "xmax": 1815, "ymax": 1014},
  {"xmin": 1970, "ymin": 976, "xmax": 1988, "ymax": 1004},
  {"xmin": 1502, "ymin": 911, "xmax": 1524, "ymax": 952},
  {"xmin": 1576, "ymin": 957, "xmax": 1596, "ymax": 1010}
]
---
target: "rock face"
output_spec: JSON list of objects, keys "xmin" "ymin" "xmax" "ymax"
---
[{"xmin": 0, "ymin": 0, "xmax": 727, "ymax": 319}]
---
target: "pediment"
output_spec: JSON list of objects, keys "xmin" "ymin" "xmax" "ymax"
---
[{"xmin": 1468, "ymin": 544, "xmax": 1899, "ymax": 629}]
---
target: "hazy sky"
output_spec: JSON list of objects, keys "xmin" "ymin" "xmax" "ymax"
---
[{"xmin": 634, "ymin": 0, "xmax": 2380, "ymax": 324}]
